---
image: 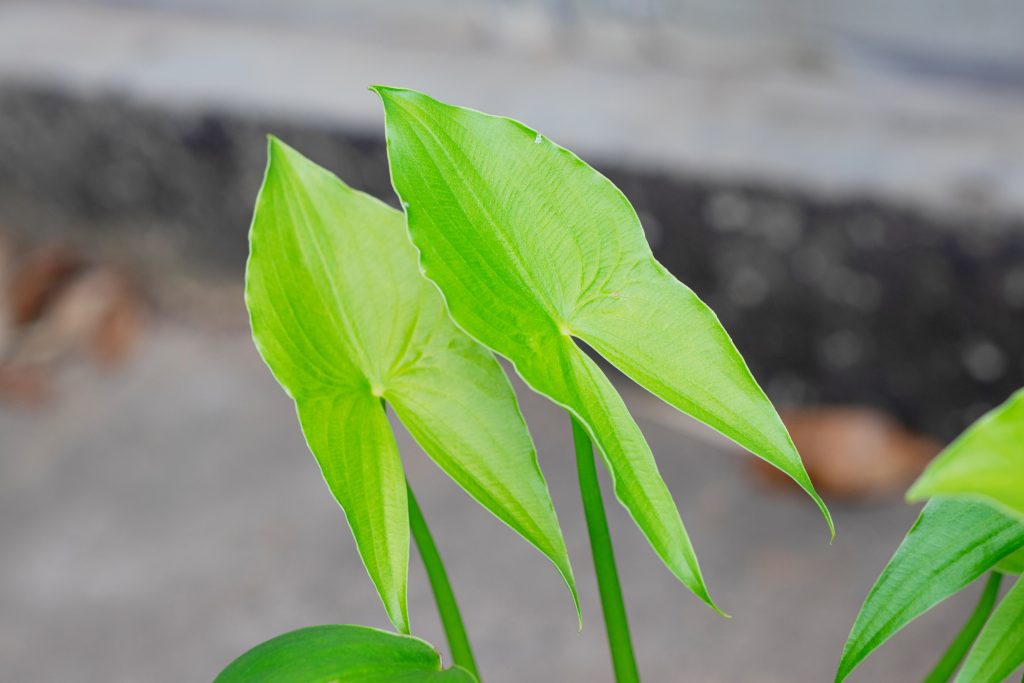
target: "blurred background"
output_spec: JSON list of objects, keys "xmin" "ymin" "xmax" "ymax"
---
[{"xmin": 1, "ymin": 1, "xmax": 1022, "ymax": 681}]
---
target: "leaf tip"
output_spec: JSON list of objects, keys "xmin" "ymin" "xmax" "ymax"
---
[
  {"xmin": 264, "ymin": 134, "xmax": 299, "ymax": 172},
  {"xmin": 904, "ymin": 484, "xmax": 926, "ymax": 505},
  {"xmin": 711, "ymin": 601, "xmax": 731, "ymax": 619},
  {"xmin": 389, "ymin": 609, "xmax": 412, "ymax": 637},
  {"xmin": 824, "ymin": 503, "xmax": 836, "ymax": 543},
  {"xmin": 904, "ymin": 472, "xmax": 934, "ymax": 505},
  {"xmin": 369, "ymin": 84, "xmax": 416, "ymax": 106},
  {"xmin": 798, "ymin": 472, "xmax": 835, "ymax": 542},
  {"xmin": 265, "ymin": 133, "xmax": 285, "ymax": 153},
  {"xmin": 573, "ymin": 589, "xmax": 583, "ymax": 632},
  {"xmin": 697, "ymin": 584, "xmax": 730, "ymax": 619}
]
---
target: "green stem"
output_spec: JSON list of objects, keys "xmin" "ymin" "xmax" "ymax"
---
[
  {"xmin": 923, "ymin": 572, "xmax": 1002, "ymax": 683},
  {"xmin": 572, "ymin": 414, "xmax": 641, "ymax": 683},
  {"xmin": 380, "ymin": 399, "xmax": 479, "ymax": 678},
  {"xmin": 407, "ymin": 481, "xmax": 480, "ymax": 679}
]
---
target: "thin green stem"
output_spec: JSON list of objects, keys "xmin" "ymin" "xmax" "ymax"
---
[
  {"xmin": 407, "ymin": 481, "xmax": 480, "ymax": 679},
  {"xmin": 380, "ymin": 399, "xmax": 479, "ymax": 678},
  {"xmin": 923, "ymin": 572, "xmax": 1003, "ymax": 683},
  {"xmin": 572, "ymin": 414, "xmax": 641, "ymax": 683}
]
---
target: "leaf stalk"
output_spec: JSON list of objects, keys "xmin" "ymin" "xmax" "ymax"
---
[
  {"xmin": 407, "ymin": 481, "xmax": 481, "ymax": 680},
  {"xmin": 923, "ymin": 572, "xmax": 1002, "ymax": 683},
  {"xmin": 572, "ymin": 414, "xmax": 641, "ymax": 683}
]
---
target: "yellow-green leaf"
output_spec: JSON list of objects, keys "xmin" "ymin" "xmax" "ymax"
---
[
  {"xmin": 246, "ymin": 137, "xmax": 576, "ymax": 633},
  {"xmin": 908, "ymin": 388, "xmax": 1024, "ymax": 520}
]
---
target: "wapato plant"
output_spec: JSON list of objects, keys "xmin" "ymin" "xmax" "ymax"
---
[
  {"xmin": 372, "ymin": 86, "xmax": 831, "ymax": 679},
  {"xmin": 838, "ymin": 389, "xmax": 1024, "ymax": 683},
  {"xmin": 236, "ymin": 137, "xmax": 578, "ymax": 679},
  {"xmin": 219, "ymin": 88, "xmax": 832, "ymax": 681}
]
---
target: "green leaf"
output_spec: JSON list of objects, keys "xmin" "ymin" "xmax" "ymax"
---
[
  {"xmin": 908, "ymin": 389, "xmax": 1024, "ymax": 520},
  {"xmin": 836, "ymin": 499, "xmax": 1024, "ymax": 682},
  {"xmin": 372, "ymin": 86, "xmax": 831, "ymax": 613},
  {"xmin": 996, "ymin": 547, "xmax": 1024, "ymax": 575},
  {"xmin": 956, "ymin": 576, "xmax": 1024, "ymax": 683},
  {"xmin": 247, "ymin": 137, "xmax": 577, "ymax": 633},
  {"xmin": 214, "ymin": 624, "xmax": 477, "ymax": 682}
]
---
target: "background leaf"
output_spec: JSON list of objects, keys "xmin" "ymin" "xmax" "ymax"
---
[
  {"xmin": 247, "ymin": 137, "xmax": 576, "ymax": 632},
  {"xmin": 214, "ymin": 625, "xmax": 477, "ymax": 683},
  {"xmin": 956, "ymin": 577, "xmax": 1024, "ymax": 683},
  {"xmin": 996, "ymin": 547, "xmax": 1024, "ymax": 575},
  {"xmin": 909, "ymin": 389, "xmax": 1024, "ymax": 520},
  {"xmin": 374, "ymin": 86, "xmax": 830, "ymax": 612},
  {"xmin": 836, "ymin": 499, "xmax": 1024, "ymax": 682}
]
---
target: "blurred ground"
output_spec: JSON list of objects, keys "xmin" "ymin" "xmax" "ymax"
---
[{"xmin": 0, "ymin": 281, "xmax": 992, "ymax": 682}]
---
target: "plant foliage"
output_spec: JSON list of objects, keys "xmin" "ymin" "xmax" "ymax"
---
[
  {"xmin": 955, "ymin": 577, "xmax": 1024, "ymax": 683},
  {"xmin": 214, "ymin": 625, "xmax": 477, "ymax": 682},
  {"xmin": 839, "ymin": 388, "xmax": 1024, "ymax": 682},
  {"xmin": 373, "ymin": 86, "xmax": 832, "ymax": 613},
  {"xmin": 909, "ymin": 389, "xmax": 1024, "ymax": 520},
  {"xmin": 836, "ymin": 499, "xmax": 1024, "ymax": 681},
  {"xmin": 246, "ymin": 137, "xmax": 576, "ymax": 633}
]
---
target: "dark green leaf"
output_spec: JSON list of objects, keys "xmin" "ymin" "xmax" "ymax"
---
[
  {"xmin": 996, "ymin": 548, "xmax": 1024, "ymax": 575},
  {"xmin": 836, "ymin": 499, "xmax": 1024, "ymax": 682},
  {"xmin": 214, "ymin": 625, "xmax": 477, "ymax": 682},
  {"xmin": 957, "ymin": 577, "xmax": 1024, "ymax": 683}
]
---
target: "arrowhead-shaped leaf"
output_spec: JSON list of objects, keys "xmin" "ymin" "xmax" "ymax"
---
[
  {"xmin": 373, "ymin": 86, "xmax": 831, "ymax": 613},
  {"xmin": 214, "ymin": 624, "xmax": 477, "ymax": 682},
  {"xmin": 836, "ymin": 499, "xmax": 1024, "ymax": 682},
  {"xmin": 956, "ymin": 576, "xmax": 1024, "ymax": 683},
  {"xmin": 246, "ymin": 137, "xmax": 576, "ymax": 633},
  {"xmin": 908, "ymin": 389, "xmax": 1024, "ymax": 520}
]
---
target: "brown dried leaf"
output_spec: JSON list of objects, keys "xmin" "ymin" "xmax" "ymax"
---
[
  {"xmin": 750, "ymin": 406, "xmax": 940, "ymax": 501},
  {"xmin": 8, "ymin": 241, "xmax": 82, "ymax": 325},
  {"xmin": 10, "ymin": 266, "xmax": 142, "ymax": 367},
  {"xmin": 0, "ymin": 363, "xmax": 50, "ymax": 407},
  {"xmin": 91, "ymin": 271, "xmax": 143, "ymax": 364}
]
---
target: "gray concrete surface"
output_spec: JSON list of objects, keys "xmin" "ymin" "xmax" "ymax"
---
[
  {"xmin": 2, "ymin": 1, "xmax": 1024, "ymax": 218},
  {"xmin": 0, "ymin": 306, "xmax": 992, "ymax": 682}
]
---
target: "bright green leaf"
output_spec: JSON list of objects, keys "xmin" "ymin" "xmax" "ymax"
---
[
  {"xmin": 373, "ymin": 86, "xmax": 831, "ymax": 613},
  {"xmin": 908, "ymin": 389, "xmax": 1024, "ymax": 520},
  {"xmin": 214, "ymin": 624, "xmax": 477, "ymax": 683},
  {"xmin": 956, "ymin": 576, "xmax": 1024, "ymax": 683},
  {"xmin": 247, "ymin": 137, "xmax": 577, "ymax": 633},
  {"xmin": 836, "ymin": 499, "xmax": 1024, "ymax": 682}
]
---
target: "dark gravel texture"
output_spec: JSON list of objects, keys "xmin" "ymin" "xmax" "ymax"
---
[{"xmin": 2, "ymin": 83, "xmax": 1022, "ymax": 440}]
